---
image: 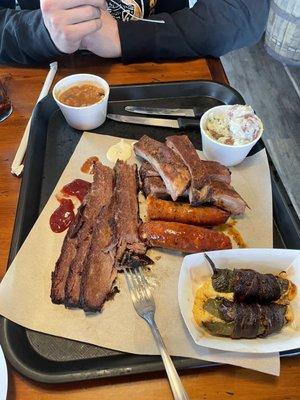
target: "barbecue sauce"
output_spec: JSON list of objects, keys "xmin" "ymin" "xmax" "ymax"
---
[
  {"xmin": 50, "ymin": 179, "xmax": 91, "ymax": 233},
  {"xmin": 50, "ymin": 199, "xmax": 75, "ymax": 233},
  {"xmin": 61, "ymin": 179, "xmax": 91, "ymax": 202},
  {"xmin": 81, "ymin": 156, "xmax": 99, "ymax": 174}
]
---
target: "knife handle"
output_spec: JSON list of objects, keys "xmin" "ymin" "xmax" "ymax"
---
[
  {"xmin": 177, "ymin": 118, "xmax": 200, "ymax": 130},
  {"xmin": 193, "ymin": 107, "xmax": 206, "ymax": 118}
]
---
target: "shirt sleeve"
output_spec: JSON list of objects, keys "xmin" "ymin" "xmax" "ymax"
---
[
  {"xmin": 118, "ymin": 0, "xmax": 270, "ymax": 62},
  {"xmin": 0, "ymin": 7, "xmax": 63, "ymax": 65}
]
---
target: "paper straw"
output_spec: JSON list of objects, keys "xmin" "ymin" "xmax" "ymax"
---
[{"xmin": 11, "ymin": 61, "xmax": 58, "ymax": 177}]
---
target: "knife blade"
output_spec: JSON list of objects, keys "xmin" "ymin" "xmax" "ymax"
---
[
  {"xmin": 107, "ymin": 114, "xmax": 200, "ymax": 130},
  {"xmin": 125, "ymin": 105, "xmax": 206, "ymax": 118}
]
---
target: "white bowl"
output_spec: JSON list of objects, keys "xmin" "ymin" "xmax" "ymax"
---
[
  {"xmin": 53, "ymin": 73, "xmax": 110, "ymax": 130},
  {"xmin": 200, "ymin": 105, "xmax": 263, "ymax": 167},
  {"xmin": 178, "ymin": 249, "xmax": 300, "ymax": 353}
]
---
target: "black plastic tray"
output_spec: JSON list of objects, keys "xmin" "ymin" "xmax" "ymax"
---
[{"xmin": 1, "ymin": 80, "xmax": 300, "ymax": 384}]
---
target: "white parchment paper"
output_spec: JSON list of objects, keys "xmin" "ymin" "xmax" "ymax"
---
[{"xmin": 0, "ymin": 132, "xmax": 280, "ymax": 375}]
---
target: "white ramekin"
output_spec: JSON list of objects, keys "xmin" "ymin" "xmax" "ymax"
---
[
  {"xmin": 52, "ymin": 73, "xmax": 110, "ymax": 130},
  {"xmin": 200, "ymin": 105, "xmax": 263, "ymax": 167}
]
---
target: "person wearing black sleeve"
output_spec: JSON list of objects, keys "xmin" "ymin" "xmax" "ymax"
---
[{"xmin": 0, "ymin": 0, "xmax": 270, "ymax": 65}]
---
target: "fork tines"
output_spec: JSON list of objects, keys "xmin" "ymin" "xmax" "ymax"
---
[{"xmin": 122, "ymin": 264, "xmax": 155, "ymax": 316}]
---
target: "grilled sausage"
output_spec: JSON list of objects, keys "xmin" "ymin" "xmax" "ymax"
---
[
  {"xmin": 147, "ymin": 196, "xmax": 230, "ymax": 226},
  {"xmin": 139, "ymin": 221, "xmax": 232, "ymax": 253}
]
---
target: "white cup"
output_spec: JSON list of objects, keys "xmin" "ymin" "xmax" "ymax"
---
[
  {"xmin": 52, "ymin": 73, "xmax": 110, "ymax": 130},
  {"xmin": 200, "ymin": 105, "xmax": 263, "ymax": 167}
]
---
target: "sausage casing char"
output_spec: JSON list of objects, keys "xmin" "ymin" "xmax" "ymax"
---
[
  {"xmin": 139, "ymin": 221, "xmax": 232, "ymax": 253},
  {"xmin": 147, "ymin": 196, "xmax": 230, "ymax": 226}
]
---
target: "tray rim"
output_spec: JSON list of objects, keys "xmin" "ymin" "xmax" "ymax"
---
[{"xmin": 1, "ymin": 79, "xmax": 300, "ymax": 384}]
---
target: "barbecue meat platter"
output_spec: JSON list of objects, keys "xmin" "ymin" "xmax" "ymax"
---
[{"xmin": 49, "ymin": 133, "xmax": 297, "ymax": 341}]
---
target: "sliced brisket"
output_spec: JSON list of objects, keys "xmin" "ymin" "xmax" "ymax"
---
[
  {"xmin": 50, "ymin": 162, "xmax": 113, "ymax": 305},
  {"xmin": 114, "ymin": 160, "xmax": 146, "ymax": 258},
  {"xmin": 64, "ymin": 163, "xmax": 115, "ymax": 308},
  {"xmin": 80, "ymin": 199, "xmax": 117, "ymax": 312}
]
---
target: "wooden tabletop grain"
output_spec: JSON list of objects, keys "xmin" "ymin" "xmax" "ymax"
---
[{"xmin": 1, "ymin": 55, "xmax": 299, "ymax": 400}]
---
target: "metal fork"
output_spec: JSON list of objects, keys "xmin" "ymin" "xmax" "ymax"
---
[{"xmin": 122, "ymin": 265, "xmax": 189, "ymax": 400}]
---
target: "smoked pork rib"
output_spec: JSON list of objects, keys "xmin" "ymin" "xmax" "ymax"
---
[
  {"xmin": 166, "ymin": 135, "xmax": 212, "ymax": 205},
  {"xmin": 140, "ymin": 160, "xmax": 230, "ymax": 183},
  {"xmin": 80, "ymin": 199, "xmax": 117, "ymax": 312},
  {"xmin": 139, "ymin": 161, "xmax": 160, "ymax": 179},
  {"xmin": 204, "ymin": 161, "xmax": 231, "ymax": 184},
  {"xmin": 50, "ymin": 162, "xmax": 113, "ymax": 304},
  {"xmin": 64, "ymin": 163, "xmax": 114, "ymax": 308},
  {"xmin": 114, "ymin": 160, "xmax": 146, "ymax": 259},
  {"xmin": 166, "ymin": 135, "xmax": 246, "ymax": 214},
  {"xmin": 139, "ymin": 160, "xmax": 231, "ymax": 200},
  {"xmin": 142, "ymin": 176, "xmax": 170, "ymax": 199},
  {"xmin": 208, "ymin": 181, "xmax": 247, "ymax": 215},
  {"xmin": 134, "ymin": 135, "xmax": 190, "ymax": 201}
]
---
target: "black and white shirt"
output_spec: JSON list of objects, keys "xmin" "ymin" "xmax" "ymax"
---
[
  {"xmin": 0, "ymin": 0, "xmax": 270, "ymax": 65},
  {"xmin": 107, "ymin": 0, "xmax": 157, "ymax": 21},
  {"xmin": 108, "ymin": 0, "xmax": 197, "ymax": 21}
]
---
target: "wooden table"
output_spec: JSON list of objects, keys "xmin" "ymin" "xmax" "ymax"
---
[{"xmin": 0, "ymin": 55, "xmax": 299, "ymax": 400}]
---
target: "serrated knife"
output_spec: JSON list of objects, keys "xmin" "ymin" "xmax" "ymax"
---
[
  {"xmin": 125, "ymin": 105, "xmax": 207, "ymax": 118},
  {"xmin": 107, "ymin": 114, "xmax": 200, "ymax": 130}
]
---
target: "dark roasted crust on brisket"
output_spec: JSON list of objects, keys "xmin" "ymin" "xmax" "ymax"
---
[
  {"xmin": 114, "ymin": 160, "xmax": 146, "ymax": 258},
  {"xmin": 80, "ymin": 199, "xmax": 117, "ymax": 312},
  {"xmin": 134, "ymin": 135, "xmax": 190, "ymax": 201},
  {"xmin": 64, "ymin": 163, "xmax": 115, "ymax": 308},
  {"xmin": 51, "ymin": 231, "xmax": 79, "ymax": 304},
  {"xmin": 51, "ymin": 201, "xmax": 88, "ymax": 304}
]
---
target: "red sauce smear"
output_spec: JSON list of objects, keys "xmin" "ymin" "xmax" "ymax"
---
[
  {"xmin": 50, "ymin": 199, "xmax": 75, "ymax": 233},
  {"xmin": 61, "ymin": 179, "xmax": 91, "ymax": 202},
  {"xmin": 81, "ymin": 156, "xmax": 99, "ymax": 174}
]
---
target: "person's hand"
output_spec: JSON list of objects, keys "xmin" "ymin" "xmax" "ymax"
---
[
  {"xmin": 80, "ymin": 10, "xmax": 122, "ymax": 58},
  {"xmin": 41, "ymin": 0, "xmax": 108, "ymax": 54}
]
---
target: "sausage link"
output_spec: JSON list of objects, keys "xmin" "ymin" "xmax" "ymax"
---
[
  {"xmin": 139, "ymin": 221, "xmax": 232, "ymax": 253},
  {"xmin": 147, "ymin": 196, "xmax": 229, "ymax": 226}
]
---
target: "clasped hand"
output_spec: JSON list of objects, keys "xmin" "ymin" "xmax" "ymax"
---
[{"xmin": 41, "ymin": 0, "xmax": 121, "ymax": 57}]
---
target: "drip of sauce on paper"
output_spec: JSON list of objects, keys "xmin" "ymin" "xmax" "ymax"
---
[
  {"xmin": 81, "ymin": 156, "xmax": 99, "ymax": 174},
  {"xmin": 106, "ymin": 139, "xmax": 132, "ymax": 163},
  {"xmin": 49, "ymin": 199, "xmax": 75, "ymax": 233},
  {"xmin": 61, "ymin": 179, "xmax": 91, "ymax": 202},
  {"xmin": 215, "ymin": 219, "xmax": 247, "ymax": 248}
]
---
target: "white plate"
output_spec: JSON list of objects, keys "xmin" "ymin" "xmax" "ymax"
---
[
  {"xmin": 178, "ymin": 248, "xmax": 300, "ymax": 353},
  {"xmin": 0, "ymin": 346, "xmax": 7, "ymax": 400}
]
